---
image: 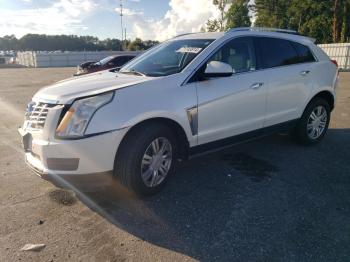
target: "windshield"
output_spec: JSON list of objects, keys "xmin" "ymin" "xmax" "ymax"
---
[
  {"xmin": 96, "ymin": 56, "xmax": 114, "ymax": 66},
  {"xmin": 120, "ymin": 39, "xmax": 214, "ymax": 77}
]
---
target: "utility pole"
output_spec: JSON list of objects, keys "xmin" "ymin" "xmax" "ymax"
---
[
  {"xmin": 124, "ymin": 28, "xmax": 127, "ymax": 49},
  {"xmin": 120, "ymin": 0, "xmax": 124, "ymax": 50}
]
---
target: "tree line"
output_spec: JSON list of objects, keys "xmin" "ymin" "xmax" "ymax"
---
[
  {"xmin": 206, "ymin": 0, "xmax": 350, "ymax": 44},
  {"xmin": 0, "ymin": 34, "xmax": 159, "ymax": 51}
]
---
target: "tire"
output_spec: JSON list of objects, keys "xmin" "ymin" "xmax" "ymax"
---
[
  {"xmin": 113, "ymin": 123, "xmax": 178, "ymax": 196},
  {"xmin": 291, "ymin": 97, "xmax": 331, "ymax": 145}
]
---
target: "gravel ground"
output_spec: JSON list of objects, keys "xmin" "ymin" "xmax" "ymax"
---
[{"xmin": 0, "ymin": 68, "xmax": 349, "ymax": 262}]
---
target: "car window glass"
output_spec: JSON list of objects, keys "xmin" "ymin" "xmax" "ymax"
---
[
  {"xmin": 258, "ymin": 37, "xmax": 300, "ymax": 68},
  {"xmin": 98, "ymin": 56, "xmax": 114, "ymax": 66},
  {"xmin": 112, "ymin": 56, "xmax": 128, "ymax": 66},
  {"xmin": 120, "ymin": 39, "xmax": 214, "ymax": 77},
  {"xmin": 208, "ymin": 37, "xmax": 256, "ymax": 73},
  {"xmin": 292, "ymin": 42, "xmax": 316, "ymax": 63}
]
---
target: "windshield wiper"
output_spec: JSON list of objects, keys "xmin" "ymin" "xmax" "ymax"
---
[{"xmin": 119, "ymin": 69, "xmax": 147, "ymax": 77}]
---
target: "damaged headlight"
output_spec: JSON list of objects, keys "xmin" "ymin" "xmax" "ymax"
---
[{"xmin": 56, "ymin": 92, "xmax": 114, "ymax": 138}]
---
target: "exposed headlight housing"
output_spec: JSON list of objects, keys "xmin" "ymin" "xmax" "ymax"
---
[{"xmin": 56, "ymin": 92, "xmax": 114, "ymax": 138}]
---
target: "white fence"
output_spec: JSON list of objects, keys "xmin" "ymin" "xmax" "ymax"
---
[
  {"xmin": 17, "ymin": 51, "xmax": 140, "ymax": 68},
  {"xmin": 318, "ymin": 43, "xmax": 350, "ymax": 71}
]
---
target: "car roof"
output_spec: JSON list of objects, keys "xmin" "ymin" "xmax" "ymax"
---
[
  {"xmin": 173, "ymin": 28, "xmax": 315, "ymax": 45},
  {"xmin": 112, "ymin": 54, "xmax": 137, "ymax": 57}
]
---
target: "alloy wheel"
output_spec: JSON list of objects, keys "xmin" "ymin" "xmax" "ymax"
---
[
  {"xmin": 307, "ymin": 106, "xmax": 328, "ymax": 139},
  {"xmin": 140, "ymin": 137, "xmax": 173, "ymax": 187}
]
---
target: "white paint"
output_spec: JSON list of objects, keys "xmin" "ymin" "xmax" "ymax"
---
[{"xmin": 19, "ymin": 30, "xmax": 338, "ymax": 176}]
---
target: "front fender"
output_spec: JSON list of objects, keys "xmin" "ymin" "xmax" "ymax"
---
[{"xmin": 85, "ymin": 91, "xmax": 197, "ymax": 146}]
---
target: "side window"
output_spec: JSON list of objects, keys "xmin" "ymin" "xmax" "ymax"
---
[
  {"xmin": 257, "ymin": 37, "xmax": 300, "ymax": 69},
  {"xmin": 112, "ymin": 56, "xmax": 128, "ymax": 66},
  {"xmin": 291, "ymin": 42, "xmax": 316, "ymax": 63},
  {"xmin": 126, "ymin": 56, "xmax": 135, "ymax": 62},
  {"xmin": 208, "ymin": 37, "xmax": 256, "ymax": 73}
]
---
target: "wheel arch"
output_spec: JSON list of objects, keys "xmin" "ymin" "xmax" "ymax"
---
[
  {"xmin": 307, "ymin": 90, "xmax": 335, "ymax": 111},
  {"xmin": 116, "ymin": 117, "xmax": 190, "ymax": 161}
]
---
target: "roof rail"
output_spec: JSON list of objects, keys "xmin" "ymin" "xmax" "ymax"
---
[
  {"xmin": 226, "ymin": 27, "xmax": 299, "ymax": 35},
  {"xmin": 173, "ymin": 32, "xmax": 196, "ymax": 38}
]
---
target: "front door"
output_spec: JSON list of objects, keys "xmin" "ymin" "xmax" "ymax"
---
[{"xmin": 195, "ymin": 37, "xmax": 268, "ymax": 145}]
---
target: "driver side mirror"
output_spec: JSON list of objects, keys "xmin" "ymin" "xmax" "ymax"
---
[{"xmin": 204, "ymin": 61, "xmax": 234, "ymax": 78}]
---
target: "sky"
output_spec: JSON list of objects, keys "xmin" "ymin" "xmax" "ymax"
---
[{"xmin": 0, "ymin": 0, "xmax": 221, "ymax": 41}]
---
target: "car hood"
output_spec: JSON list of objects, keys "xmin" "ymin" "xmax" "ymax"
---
[{"xmin": 33, "ymin": 70, "xmax": 154, "ymax": 104}]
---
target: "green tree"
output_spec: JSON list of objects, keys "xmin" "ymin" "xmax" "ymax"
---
[
  {"xmin": 206, "ymin": 19, "xmax": 221, "ymax": 32},
  {"xmin": 0, "ymin": 35, "xmax": 18, "ymax": 50},
  {"xmin": 0, "ymin": 34, "xmax": 158, "ymax": 51},
  {"xmin": 340, "ymin": 0, "xmax": 350, "ymax": 42},
  {"xmin": 288, "ymin": 0, "xmax": 333, "ymax": 43},
  {"xmin": 253, "ymin": 0, "xmax": 350, "ymax": 43},
  {"xmin": 206, "ymin": 0, "xmax": 232, "ymax": 32},
  {"xmin": 142, "ymin": 40, "xmax": 160, "ymax": 50},
  {"xmin": 215, "ymin": 0, "xmax": 231, "ymax": 30},
  {"xmin": 127, "ymin": 38, "xmax": 145, "ymax": 51},
  {"xmin": 253, "ymin": 0, "xmax": 291, "ymax": 28},
  {"xmin": 225, "ymin": 0, "xmax": 251, "ymax": 29},
  {"xmin": 335, "ymin": 0, "xmax": 350, "ymax": 42},
  {"xmin": 102, "ymin": 38, "xmax": 122, "ymax": 51},
  {"xmin": 126, "ymin": 38, "xmax": 158, "ymax": 51}
]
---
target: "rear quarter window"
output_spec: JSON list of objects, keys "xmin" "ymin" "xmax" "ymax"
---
[{"xmin": 291, "ymin": 42, "xmax": 316, "ymax": 63}]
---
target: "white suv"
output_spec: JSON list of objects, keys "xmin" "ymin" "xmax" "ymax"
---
[{"xmin": 19, "ymin": 28, "xmax": 338, "ymax": 195}]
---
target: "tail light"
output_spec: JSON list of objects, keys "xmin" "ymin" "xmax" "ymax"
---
[{"xmin": 331, "ymin": 60, "xmax": 338, "ymax": 68}]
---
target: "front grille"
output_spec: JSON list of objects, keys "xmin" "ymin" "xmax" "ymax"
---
[{"xmin": 25, "ymin": 101, "xmax": 56, "ymax": 130}]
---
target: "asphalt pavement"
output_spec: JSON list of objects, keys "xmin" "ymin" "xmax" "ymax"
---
[{"xmin": 0, "ymin": 68, "xmax": 349, "ymax": 262}]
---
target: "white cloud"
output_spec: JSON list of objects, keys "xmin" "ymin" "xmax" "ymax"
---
[
  {"xmin": 53, "ymin": 0, "xmax": 98, "ymax": 17},
  {"xmin": 124, "ymin": 0, "xmax": 220, "ymax": 41},
  {"xmin": 115, "ymin": 7, "xmax": 143, "ymax": 16},
  {"xmin": 2, "ymin": 0, "xmax": 220, "ymax": 40},
  {"xmin": 0, "ymin": 0, "xmax": 97, "ymax": 37}
]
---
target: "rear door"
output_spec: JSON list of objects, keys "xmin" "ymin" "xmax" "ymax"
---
[{"xmin": 255, "ymin": 37, "xmax": 316, "ymax": 126}]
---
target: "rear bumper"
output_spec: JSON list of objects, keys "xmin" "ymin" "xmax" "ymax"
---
[{"xmin": 18, "ymin": 128, "xmax": 129, "ymax": 176}]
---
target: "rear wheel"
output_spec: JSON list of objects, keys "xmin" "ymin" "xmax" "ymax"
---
[
  {"xmin": 114, "ymin": 123, "xmax": 177, "ymax": 196},
  {"xmin": 292, "ymin": 98, "xmax": 331, "ymax": 145}
]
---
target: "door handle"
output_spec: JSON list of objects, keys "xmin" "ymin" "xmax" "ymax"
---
[
  {"xmin": 250, "ymin": 82, "xmax": 264, "ymax": 90},
  {"xmin": 300, "ymin": 70, "xmax": 310, "ymax": 76}
]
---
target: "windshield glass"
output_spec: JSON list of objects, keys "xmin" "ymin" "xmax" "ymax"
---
[
  {"xmin": 120, "ymin": 39, "xmax": 214, "ymax": 77},
  {"xmin": 96, "ymin": 56, "xmax": 114, "ymax": 66}
]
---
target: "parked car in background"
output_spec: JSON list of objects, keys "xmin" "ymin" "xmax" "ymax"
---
[
  {"xmin": 75, "ymin": 54, "xmax": 137, "ymax": 76},
  {"xmin": 19, "ymin": 28, "xmax": 338, "ymax": 196}
]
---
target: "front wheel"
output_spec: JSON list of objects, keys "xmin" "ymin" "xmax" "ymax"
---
[
  {"xmin": 113, "ymin": 123, "xmax": 177, "ymax": 196},
  {"xmin": 292, "ymin": 97, "xmax": 331, "ymax": 145}
]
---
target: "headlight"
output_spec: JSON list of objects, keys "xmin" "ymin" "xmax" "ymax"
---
[{"xmin": 56, "ymin": 92, "xmax": 114, "ymax": 138}]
